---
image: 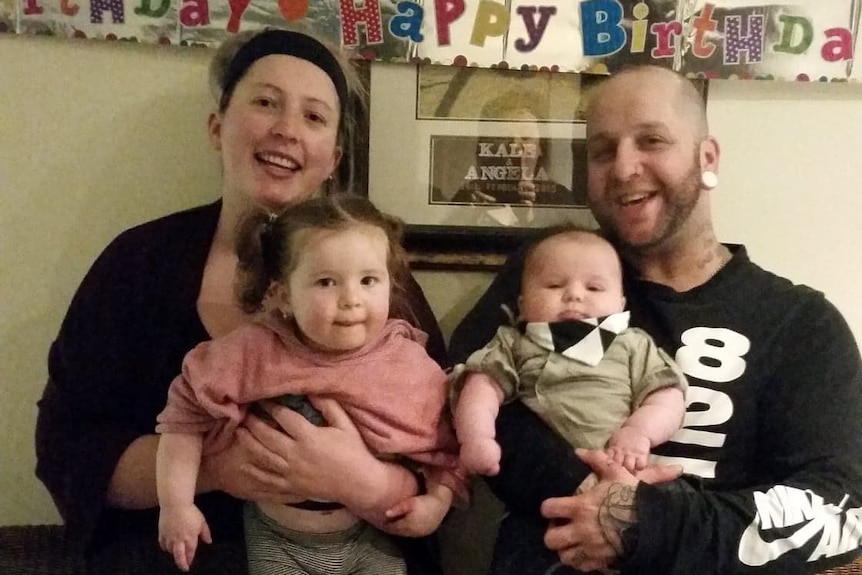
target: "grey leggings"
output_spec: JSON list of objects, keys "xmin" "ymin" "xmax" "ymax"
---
[{"xmin": 243, "ymin": 503, "xmax": 407, "ymax": 575}]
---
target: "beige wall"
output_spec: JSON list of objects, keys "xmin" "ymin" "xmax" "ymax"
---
[{"xmin": 2, "ymin": 34, "xmax": 861, "ymax": 527}]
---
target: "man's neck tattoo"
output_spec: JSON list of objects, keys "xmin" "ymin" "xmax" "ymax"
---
[{"xmin": 598, "ymin": 483, "xmax": 638, "ymax": 557}]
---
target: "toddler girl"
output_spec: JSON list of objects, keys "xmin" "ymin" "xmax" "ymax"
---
[{"xmin": 155, "ymin": 195, "xmax": 464, "ymax": 575}]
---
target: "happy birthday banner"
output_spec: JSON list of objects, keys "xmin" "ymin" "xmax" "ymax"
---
[{"xmin": 2, "ymin": 0, "xmax": 861, "ymax": 81}]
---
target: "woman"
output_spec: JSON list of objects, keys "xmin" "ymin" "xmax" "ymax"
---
[{"xmin": 35, "ymin": 28, "xmax": 446, "ymax": 575}]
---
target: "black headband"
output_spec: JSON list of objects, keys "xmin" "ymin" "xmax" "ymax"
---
[{"xmin": 219, "ymin": 29, "xmax": 348, "ymax": 115}]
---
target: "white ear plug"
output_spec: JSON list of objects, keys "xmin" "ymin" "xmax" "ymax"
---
[{"xmin": 701, "ymin": 170, "xmax": 719, "ymax": 190}]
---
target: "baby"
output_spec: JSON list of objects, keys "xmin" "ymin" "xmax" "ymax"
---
[{"xmin": 453, "ymin": 226, "xmax": 687, "ymax": 477}]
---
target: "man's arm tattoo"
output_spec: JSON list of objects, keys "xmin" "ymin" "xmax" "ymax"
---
[{"xmin": 598, "ymin": 483, "xmax": 638, "ymax": 556}]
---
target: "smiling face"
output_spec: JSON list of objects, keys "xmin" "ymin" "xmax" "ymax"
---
[
  {"xmin": 519, "ymin": 232, "xmax": 626, "ymax": 323},
  {"xmin": 584, "ymin": 68, "xmax": 718, "ymax": 253},
  {"xmin": 209, "ymin": 54, "xmax": 342, "ymax": 213},
  {"xmin": 277, "ymin": 224, "xmax": 391, "ymax": 353}
]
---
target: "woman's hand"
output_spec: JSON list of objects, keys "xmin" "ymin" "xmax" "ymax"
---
[
  {"xmin": 204, "ymin": 397, "xmax": 420, "ymax": 525},
  {"xmin": 199, "ymin": 416, "xmax": 304, "ymax": 505},
  {"xmin": 252, "ymin": 397, "xmax": 381, "ymax": 503}
]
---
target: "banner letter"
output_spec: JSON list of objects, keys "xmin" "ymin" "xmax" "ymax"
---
[
  {"xmin": 630, "ymin": 2, "xmax": 648, "ymax": 53},
  {"xmin": 580, "ymin": 0, "xmax": 625, "ymax": 57},
  {"xmin": 821, "ymin": 28, "xmax": 852, "ymax": 62},
  {"xmin": 223, "ymin": 0, "xmax": 248, "ymax": 32},
  {"xmin": 434, "ymin": 0, "xmax": 465, "ymax": 46},
  {"xmin": 90, "ymin": 0, "xmax": 124, "ymax": 24},
  {"xmin": 340, "ymin": 0, "xmax": 384, "ymax": 46},
  {"xmin": 181, "ymin": 0, "xmax": 210, "ymax": 27},
  {"xmin": 278, "ymin": 0, "xmax": 308, "ymax": 22},
  {"xmin": 390, "ymin": 1, "xmax": 424, "ymax": 42},
  {"xmin": 650, "ymin": 20, "xmax": 681, "ymax": 58},
  {"xmin": 691, "ymin": 3, "xmax": 717, "ymax": 58},
  {"xmin": 724, "ymin": 13, "xmax": 764, "ymax": 65},
  {"xmin": 135, "ymin": 0, "xmax": 169, "ymax": 18},
  {"xmin": 773, "ymin": 15, "xmax": 812, "ymax": 55},
  {"xmin": 22, "ymin": 0, "xmax": 44, "ymax": 15},
  {"xmin": 62, "ymin": 0, "xmax": 80, "ymax": 16},
  {"xmin": 514, "ymin": 6, "xmax": 556, "ymax": 52},
  {"xmin": 470, "ymin": 0, "xmax": 509, "ymax": 48}
]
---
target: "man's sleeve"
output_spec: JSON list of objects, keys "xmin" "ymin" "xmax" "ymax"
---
[{"xmin": 623, "ymin": 297, "xmax": 862, "ymax": 575}]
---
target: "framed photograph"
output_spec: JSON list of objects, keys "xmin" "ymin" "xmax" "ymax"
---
[
  {"xmin": 368, "ymin": 64, "xmax": 599, "ymax": 270},
  {"xmin": 416, "ymin": 65, "xmax": 599, "ymax": 122}
]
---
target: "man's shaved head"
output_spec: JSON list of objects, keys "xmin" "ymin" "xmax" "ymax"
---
[{"xmin": 586, "ymin": 66, "xmax": 709, "ymax": 139}]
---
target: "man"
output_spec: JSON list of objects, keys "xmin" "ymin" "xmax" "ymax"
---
[{"xmin": 449, "ymin": 65, "xmax": 862, "ymax": 575}]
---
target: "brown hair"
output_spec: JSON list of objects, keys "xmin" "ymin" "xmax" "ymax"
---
[
  {"xmin": 234, "ymin": 195, "xmax": 414, "ymax": 321},
  {"xmin": 522, "ymin": 224, "xmax": 621, "ymax": 277}
]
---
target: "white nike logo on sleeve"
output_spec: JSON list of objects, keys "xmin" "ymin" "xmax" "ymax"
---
[{"xmin": 738, "ymin": 486, "xmax": 862, "ymax": 566}]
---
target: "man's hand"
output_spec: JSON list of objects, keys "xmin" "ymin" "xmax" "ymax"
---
[{"xmin": 541, "ymin": 449, "xmax": 682, "ymax": 572}]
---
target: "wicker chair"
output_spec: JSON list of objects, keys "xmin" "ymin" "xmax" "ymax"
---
[{"xmin": 1, "ymin": 524, "xmax": 860, "ymax": 574}]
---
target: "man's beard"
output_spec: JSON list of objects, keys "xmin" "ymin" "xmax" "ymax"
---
[{"xmin": 596, "ymin": 162, "xmax": 703, "ymax": 254}]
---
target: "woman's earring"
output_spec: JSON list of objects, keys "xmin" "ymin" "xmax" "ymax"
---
[{"xmin": 701, "ymin": 170, "xmax": 719, "ymax": 190}]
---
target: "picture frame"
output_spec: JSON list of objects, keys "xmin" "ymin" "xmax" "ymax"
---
[{"xmin": 367, "ymin": 63, "xmax": 600, "ymax": 270}]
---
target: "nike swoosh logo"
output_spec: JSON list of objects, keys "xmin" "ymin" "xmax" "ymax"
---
[{"xmin": 738, "ymin": 513, "xmax": 824, "ymax": 566}]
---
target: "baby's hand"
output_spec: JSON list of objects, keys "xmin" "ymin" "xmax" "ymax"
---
[
  {"xmin": 605, "ymin": 426, "xmax": 651, "ymax": 473},
  {"xmin": 158, "ymin": 504, "xmax": 212, "ymax": 572},
  {"xmin": 385, "ymin": 485, "xmax": 453, "ymax": 537},
  {"xmin": 459, "ymin": 438, "xmax": 501, "ymax": 476}
]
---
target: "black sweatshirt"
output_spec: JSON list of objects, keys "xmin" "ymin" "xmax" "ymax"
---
[{"xmin": 449, "ymin": 244, "xmax": 862, "ymax": 575}]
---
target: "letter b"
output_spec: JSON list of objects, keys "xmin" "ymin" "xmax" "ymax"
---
[{"xmin": 580, "ymin": 0, "xmax": 625, "ymax": 57}]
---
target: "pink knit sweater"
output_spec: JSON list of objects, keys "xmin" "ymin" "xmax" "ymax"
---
[{"xmin": 156, "ymin": 318, "xmax": 466, "ymax": 499}]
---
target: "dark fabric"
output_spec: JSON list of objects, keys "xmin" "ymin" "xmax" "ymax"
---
[
  {"xmin": 450, "ymin": 244, "xmax": 862, "ymax": 575},
  {"xmin": 448, "ymin": 243, "xmax": 525, "ymax": 365},
  {"xmin": 4, "ymin": 524, "xmax": 862, "ymax": 575},
  {"xmin": 618, "ymin": 246, "xmax": 862, "ymax": 575},
  {"xmin": 88, "ymin": 536, "xmax": 248, "ymax": 575},
  {"xmin": 489, "ymin": 514, "xmax": 578, "ymax": 575},
  {"xmin": 0, "ymin": 525, "xmax": 84, "ymax": 575},
  {"xmin": 35, "ymin": 200, "xmax": 446, "ymax": 575}
]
